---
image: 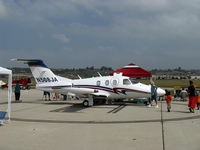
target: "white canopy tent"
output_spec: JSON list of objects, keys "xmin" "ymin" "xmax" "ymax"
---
[{"xmin": 0, "ymin": 67, "xmax": 12, "ymax": 121}]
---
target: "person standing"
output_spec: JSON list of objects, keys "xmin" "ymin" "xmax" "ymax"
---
[
  {"xmin": 180, "ymin": 88, "xmax": 187, "ymax": 101},
  {"xmin": 154, "ymin": 86, "xmax": 158, "ymax": 108},
  {"xmin": 197, "ymin": 93, "xmax": 200, "ymax": 110},
  {"xmin": 43, "ymin": 91, "xmax": 51, "ymax": 101},
  {"xmin": 166, "ymin": 91, "xmax": 172, "ymax": 112},
  {"xmin": 15, "ymin": 80, "xmax": 21, "ymax": 102},
  {"xmin": 54, "ymin": 93, "xmax": 60, "ymax": 100},
  {"xmin": 187, "ymin": 81, "xmax": 196, "ymax": 113},
  {"xmin": 150, "ymin": 82, "xmax": 158, "ymax": 108},
  {"xmin": 147, "ymin": 82, "xmax": 154, "ymax": 107}
]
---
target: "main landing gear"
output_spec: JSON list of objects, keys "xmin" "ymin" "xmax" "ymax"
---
[
  {"xmin": 82, "ymin": 95, "xmax": 108, "ymax": 107},
  {"xmin": 82, "ymin": 95, "xmax": 94, "ymax": 107}
]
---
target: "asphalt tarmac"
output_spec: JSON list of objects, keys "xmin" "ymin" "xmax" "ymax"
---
[{"xmin": 0, "ymin": 89, "xmax": 200, "ymax": 150}]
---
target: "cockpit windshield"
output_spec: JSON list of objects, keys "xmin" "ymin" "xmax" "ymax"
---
[
  {"xmin": 130, "ymin": 78, "xmax": 138, "ymax": 84},
  {"xmin": 123, "ymin": 78, "xmax": 139, "ymax": 85},
  {"xmin": 123, "ymin": 79, "xmax": 131, "ymax": 85}
]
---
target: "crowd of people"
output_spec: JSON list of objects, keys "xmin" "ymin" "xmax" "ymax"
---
[
  {"xmin": 42, "ymin": 91, "xmax": 73, "ymax": 101},
  {"xmin": 147, "ymin": 80, "xmax": 200, "ymax": 113}
]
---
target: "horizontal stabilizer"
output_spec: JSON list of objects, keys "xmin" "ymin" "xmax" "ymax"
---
[{"xmin": 11, "ymin": 59, "xmax": 48, "ymax": 68}]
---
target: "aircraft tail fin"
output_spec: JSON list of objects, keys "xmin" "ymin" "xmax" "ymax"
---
[{"xmin": 11, "ymin": 59, "xmax": 60, "ymax": 84}]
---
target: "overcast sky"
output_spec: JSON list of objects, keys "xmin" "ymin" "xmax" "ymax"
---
[{"xmin": 0, "ymin": 0, "xmax": 200, "ymax": 69}]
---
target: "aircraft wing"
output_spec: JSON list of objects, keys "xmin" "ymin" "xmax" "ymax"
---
[{"xmin": 90, "ymin": 91, "xmax": 110, "ymax": 98}]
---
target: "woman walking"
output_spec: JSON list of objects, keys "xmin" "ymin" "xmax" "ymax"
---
[{"xmin": 188, "ymin": 81, "xmax": 196, "ymax": 113}]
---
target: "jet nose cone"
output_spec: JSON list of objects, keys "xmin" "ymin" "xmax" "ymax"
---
[{"xmin": 157, "ymin": 88, "xmax": 166, "ymax": 96}]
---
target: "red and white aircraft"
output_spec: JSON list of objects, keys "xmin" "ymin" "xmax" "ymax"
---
[{"xmin": 12, "ymin": 59, "xmax": 166, "ymax": 106}]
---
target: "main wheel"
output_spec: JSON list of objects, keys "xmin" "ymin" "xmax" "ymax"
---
[{"xmin": 83, "ymin": 100, "xmax": 89, "ymax": 107}]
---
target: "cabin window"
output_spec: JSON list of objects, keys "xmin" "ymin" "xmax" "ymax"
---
[
  {"xmin": 113, "ymin": 80, "xmax": 117, "ymax": 86},
  {"xmin": 123, "ymin": 79, "xmax": 131, "ymax": 85},
  {"xmin": 96, "ymin": 81, "xmax": 101, "ymax": 86},
  {"xmin": 105, "ymin": 80, "xmax": 109, "ymax": 86}
]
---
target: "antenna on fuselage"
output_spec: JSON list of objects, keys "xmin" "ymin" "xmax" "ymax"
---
[
  {"xmin": 97, "ymin": 72, "xmax": 102, "ymax": 77},
  {"xmin": 77, "ymin": 75, "xmax": 82, "ymax": 79}
]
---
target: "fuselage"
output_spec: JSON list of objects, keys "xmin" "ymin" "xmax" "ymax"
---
[{"xmin": 36, "ymin": 74, "xmax": 165, "ymax": 99}]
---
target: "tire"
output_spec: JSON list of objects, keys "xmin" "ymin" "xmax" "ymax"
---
[{"xmin": 83, "ymin": 100, "xmax": 89, "ymax": 107}]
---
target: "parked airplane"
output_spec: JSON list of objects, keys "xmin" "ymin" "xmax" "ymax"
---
[
  {"xmin": 0, "ymin": 80, "xmax": 6, "ymax": 87},
  {"xmin": 12, "ymin": 59, "xmax": 166, "ymax": 106},
  {"xmin": 1, "ymin": 77, "xmax": 31, "ymax": 89}
]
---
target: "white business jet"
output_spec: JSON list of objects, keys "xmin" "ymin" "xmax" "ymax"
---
[{"xmin": 12, "ymin": 59, "xmax": 166, "ymax": 106}]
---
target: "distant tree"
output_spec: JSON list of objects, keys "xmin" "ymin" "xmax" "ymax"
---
[
  {"xmin": 167, "ymin": 69, "xmax": 172, "ymax": 72},
  {"xmin": 100, "ymin": 66, "xmax": 112, "ymax": 71}
]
